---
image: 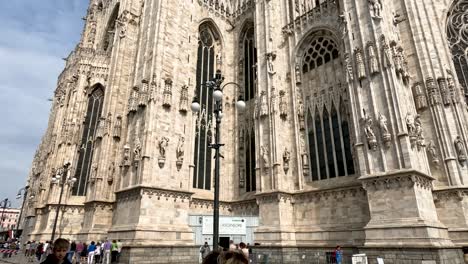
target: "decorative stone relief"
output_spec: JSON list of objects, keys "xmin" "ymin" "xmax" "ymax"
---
[
  {"xmin": 427, "ymin": 140, "xmax": 440, "ymax": 165},
  {"xmin": 283, "ymin": 148, "xmax": 291, "ymax": 174},
  {"xmin": 260, "ymin": 91, "xmax": 269, "ymax": 118},
  {"xmin": 149, "ymin": 77, "xmax": 157, "ymax": 102},
  {"xmin": 406, "ymin": 113, "xmax": 425, "ymax": 150},
  {"xmin": 362, "ymin": 110, "xmax": 378, "ymax": 150},
  {"xmin": 270, "ymin": 88, "xmax": 277, "ymax": 114},
  {"xmin": 128, "ymin": 87, "xmax": 138, "ymax": 113},
  {"xmin": 279, "ymin": 90, "xmax": 287, "ymax": 119},
  {"xmin": 138, "ymin": 79, "xmax": 148, "ymax": 107},
  {"xmin": 437, "ymin": 78, "xmax": 451, "ymax": 106},
  {"xmin": 113, "ymin": 116, "xmax": 122, "ymax": 140},
  {"xmin": 122, "ymin": 145, "xmax": 131, "ymax": 167},
  {"xmin": 339, "ymin": 12, "xmax": 348, "ymax": 38},
  {"xmin": 367, "ymin": 42, "xmax": 380, "ymax": 75},
  {"xmin": 266, "ymin": 52, "xmax": 276, "ymax": 76},
  {"xmin": 95, "ymin": 117, "xmax": 106, "ymax": 140},
  {"xmin": 297, "ymin": 99, "xmax": 305, "ymax": 130},
  {"xmin": 295, "ymin": 63, "xmax": 302, "ymax": 84},
  {"xmin": 426, "ymin": 77, "xmax": 442, "ymax": 106},
  {"xmin": 344, "ymin": 53, "xmax": 354, "ymax": 81},
  {"xmin": 412, "ymin": 82, "xmax": 428, "ymax": 110},
  {"xmin": 158, "ymin": 137, "xmax": 169, "ymax": 168},
  {"xmin": 108, "ymin": 162, "xmax": 115, "ymax": 184},
  {"xmin": 369, "ymin": 0, "xmax": 382, "ymax": 19},
  {"xmin": 88, "ymin": 22, "xmax": 97, "ymax": 45},
  {"xmin": 447, "ymin": 70, "xmax": 459, "ymax": 104},
  {"xmin": 176, "ymin": 136, "xmax": 185, "ymax": 171},
  {"xmin": 179, "ymin": 85, "xmax": 189, "ymax": 113},
  {"xmin": 355, "ymin": 48, "xmax": 366, "ymax": 80},
  {"xmin": 454, "ymin": 136, "xmax": 467, "ymax": 164},
  {"xmin": 162, "ymin": 79, "xmax": 172, "ymax": 108},
  {"xmin": 380, "ymin": 36, "xmax": 393, "ymax": 69},
  {"xmin": 378, "ymin": 113, "xmax": 391, "ymax": 148},
  {"xmin": 261, "ymin": 146, "xmax": 269, "ymax": 168},
  {"xmin": 133, "ymin": 137, "xmax": 142, "ymax": 166}
]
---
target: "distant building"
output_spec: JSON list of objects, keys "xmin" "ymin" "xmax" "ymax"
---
[{"xmin": 0, "ymin": 208, "xmax": 20, "ymax": 231}]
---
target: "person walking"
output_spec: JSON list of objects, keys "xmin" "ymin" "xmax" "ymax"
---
[
  {"xmin": 95, "ymin": 242, "xmax": 102, "ymax": 264},
  {"xmin": 87, "ymin": 241, "xmax": 96, "ymax": 264},
  {"xmin": 102, "ymin": 240, "xmax": 111, "ymax": 264},
  {"xmin": 110, "ymin": 240, "xmax": 118, "ymax": 263},
  {"xmin": 29, "ymin": 241, "xmax": 37, "ymax": 262},
  {"xmin": 68, "ymin": 241, "xmax": 76, "ymax": 263},
  {"xmin": 199, "ymin": 242, "xmax": 211, "ymax": 263},
  {"xmin": 116, "ymin": 240, "xmax": 122, "ymax": 262},
  {"xmin": 335, "ymin": 245, "xmax": 343, "ymax": 264}
]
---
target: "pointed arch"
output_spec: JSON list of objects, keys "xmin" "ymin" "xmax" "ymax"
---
[
  {"xmin": 103, "ymin": 3, "xmax": 120, "ymax": 52},
  {"xmin": 73, "ymin": 84, "xmax": 105, "ymax": 196},
  {"xmin": 239, "ymin": 21, "xmax": 257, "ymax": 101}
]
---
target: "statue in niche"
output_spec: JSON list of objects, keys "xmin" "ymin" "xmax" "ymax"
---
[
  {"xmin": 402, "ymin": 60, "xmax": 411, "ymax": 84},
  {"xmin": 162, "ymin": 79, "xmax": 173, "ymax": 107},
  {"xmin": 261, "ymin": 146, "xmax": 269, "ymax": 167},
  {"xmin": 297, "ymin": 100, "xmax": 305, "ymax": 130},
  {"xmin": 355, "ymin": 48, "xmax": 366, "ymax": 80},
  {"xmin": 295, "ymin": 63, "xmax": 302, "ymax": 84},
  {"xmin": 369, "ymin": 0, "xmax": 382, "ymax": 19},
  {"xmin": 88, "ymin": 22, "xmax": 97, "ymax": 45},
  {"xmin": 412, "ymin": 82, "xmax": 428, "ymax": 110},
  {"xmin": 378, "ymin": 113, "xmax": 391, "ymax": 147},
  {"xmin": 426, "ymin": 78, "xmax": 441, "ymax": 106},
  {"xmin": 344, "ymin": 53, "xmax": 354, "ymax": 81},
  {"xmin": 176, "ymin": 136, "xmax": 185, "ymax": 162},
  {"xmin": 95, "ymin": 117, "xmax": 106, "ymax": 139},
  {"xmin": 108, "ymin": 162, "xmax": 115, "ymax": 183},
  {"xmin": 122, "ymin": 145, "xmax": 131, "ymax": 167},
  {"xmin": 339, "ymin": 12, "xmax": 348, "ymax": 38},
  {"xmin": 270, "ymin": 88, "xmax": 277, "ymax": 114},
  {"xmin": 128, "ymin": 88, "xmax": 138, "ymax": 113},
  {"xmin": 158, "ymin": 137, "xmax": 170, "ymax": 159},
  {"xmin": 113, "ymin": 116, "xmax": 122, "ymax": 139},
  {"xmin": 427, "ymin": 140, "xmax": 440, "ymax": 165},
  {"xmin": 438, "ymin": 78, "xmax": 451, "ymax": 105},
  {"xmin": 266, "ymin": 52, "xmax": 276, "ymax": 75},
  {"xmin": 362, "ymin": 110, "xmax": 377, "ymax": 150},
  {"xmin": 446, "ymin": 70, "xmax": 459, "ymax": 103},
  {"xmin": 139, "ymin": 80, "xmax": 149, "ymax": 107},
  {"xmin": 133, "ymin": 137, "xmax": 142, "ymax": 162},
  {"xmin": 367, "ymin": 43, "xmax": 379, "ymax": 75},
  {"xmin": 283, "ymin": 148, "xmax": 291, "ymax": 174},
  {"xmin": 454, "ymin": 136, "xmax": 467, "ymax": 164},
  {"xmin": 279, "ymin": 90, "xmax": 287, "ymax": 119},
  {"xmin": 381, "ymin": 37, "xmax": 393, "ymax": 69},
  {"xmin": 179, "ymin": 85, "xmax": 189, "ymax": 113},
  {"xmin": 414, "ymin": 115, "xmax": 425, "ymax": 149},
  {"xmin": 260, "ymin": 91, "xmax": 269, "ymax": 117},
  {"xmin": 393, "ymin": 47, "xmax": 404, "ymax": 75}
]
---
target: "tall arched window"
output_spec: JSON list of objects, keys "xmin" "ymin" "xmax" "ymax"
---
[
  {"xmin": 73, "ymin": 86, "xmax": 105, "ymax": 195},
  {"xmin": 242, "ymin": 27, "xmax": 257, "ymax": 101},
  {"xmin": 239, "ymin": 25, "xmax": 257, "ymax": 192},
  {"xmin": 193, "ymin": 24, "xmax": 219, "ymax": 190},
  {"xmin": 447, "ymin": 0, "xmax": 468, "ymax": 104},
  {"xmin": 301, "ymin": 32, "xmax": 355, "ymax": 181},
  {"xmin": 103, "ymin": 4, "xmax": 119, "ymax": 52}
]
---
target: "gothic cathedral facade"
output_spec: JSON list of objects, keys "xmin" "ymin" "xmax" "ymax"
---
[{"xmin": 24, "ymin": 0, "xmax": 468, "ymax": 263}]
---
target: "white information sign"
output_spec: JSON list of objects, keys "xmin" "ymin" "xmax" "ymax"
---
[
  {"xmin": 377, "ymin": 258, "xmax": 384, "ymax": 264},
  {"xmin": 202, "ymin": 216, "xmax": 247, "ymax": 235},
  {"xmin": 352, "ymin": 254, "xmax": 368, "ymax": 264}
]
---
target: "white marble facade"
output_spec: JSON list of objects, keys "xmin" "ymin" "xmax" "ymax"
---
[{"xmin": 23, "ymin": 0, "xmax": 468, "ymax": 261}]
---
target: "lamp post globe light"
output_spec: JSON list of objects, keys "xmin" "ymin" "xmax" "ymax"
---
[
  {"xmin": 50, "ymin": 162, "xmax": 77, "ymax": 242},
  {"xmin": 191, "ymin": 70, "xmax": 245, "ymax": 250},
  {"xmin": 15, "ymin": 186, "xmax": 30, "ymax": 239}
]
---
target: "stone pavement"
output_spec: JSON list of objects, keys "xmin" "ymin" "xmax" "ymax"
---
[{"xmin": 0, "ymin": 253, "xmax": 35, "ymax": 264}]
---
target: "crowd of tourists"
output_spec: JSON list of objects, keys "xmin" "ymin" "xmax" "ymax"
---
[
  {"xmin": 199, "ymin": 240, "xmax": 251, "ymax": 264},
  {"xmin": 22, "ymin": 238, "xmax": 122, "ymax": 264}
]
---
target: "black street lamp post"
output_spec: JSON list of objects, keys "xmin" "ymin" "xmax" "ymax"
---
[
  {"xmin": 15, "ymin": 186, "xmax": 29, "ymax": 239},
  {"xmin": 50, "ymin": 162, "xmax": 76, "ymax": 242},
  {"xmin": 191, "ymin": 70, "xmax": 245, "ymax": 251}
]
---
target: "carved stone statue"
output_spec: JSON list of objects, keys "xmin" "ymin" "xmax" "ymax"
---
[
  {"xmin": 138, "ymin": 80, "xmax": 149, "ymax": 107},
  {"xmin": 369, "ymin": 0, "xmax": 382, "ymax": 19},
  {"xmin": 427, "ymin": 140, "xmax": 440, "ymax": 165},
  {"xmin": 266, "ymin": 52, "xmax": 276, "ymax": 75},
  {"xmin": 113, "ymin": 116, "xmax": 122, "ymax": 139},
  {"xmin": 367, "ymin": 43, "xmax": 379, "ymax": 75},
  {"xmin": 279, "ymin": 90, "xmax": 287, "ymax": 119},
  {"xmin": 355, "ymin": 48, "xmax": 366, "ymax": 80},
  {"xmin": 438, "ymin": 78, "xmax": 451, "ymax": 105},
  {"xmin": 414, "ymin": 115, "xmax": 425, "ymax": 149},
  {"xmin": 378, "ymin": 113, "xmax": 391, "ymax": 147},
  {"xmin": 339, "ymin": 12, "xmax": 348, "ymax": 38},
  {"xmin": 363, "ymin": 111, "xmax": 378, "ymax": 150},
  {"xmin": 283, "ymin": 148, "xmax": 291, "ymax": 174},
  {"xmin": 260, "ymin": 91, "xmax": 268, "ymax": 117},
  {"xmin": 133, "ymin": 137, "xmax": 142, "ymax": 162},
  {"xmin": 454, "ymin": 136, "xmax": 467, "ymax": 163},
  {"xmin": 261, "ymin": 146, "xmax": 269, "ymax": 167},
  {"xmin": 179, "ymin": 85, "xmax": 189, "ymax": 113},
  {"xmin": 122, "ymin": 145, "xmax": 131, "ymax": 167},
  {"xmin": 413, "ymin": 82, "xmax": 428, "ymax": 110},
  {"xmin": 297, "ymin": 100, "xmax": 305, "ymax": 130},
  {"xmin": 426, "ymin": 77, "xmax": 442, "ymax": 106},
  {"xmin": 128, "ymin": 88, "xmax": 138, "ymax": 113},
  {"xmin": 394, "ymin": 47, "xmax": 404, "ymax": 75},
  {"xmin": 162, "ymin": 79, "xmax": 173, "ymax": 107},
  {"xmin": 295, "ymin": 63, "xmax": 302, "ymax": 84},
  {"xmin": 344, "ymin": 53, "xmax": 354, "ymax": 81},
  {"xmin": 158, "ymin": 137, "xmax": 170, "ymax": 159},
  {"xmin": 176, "ymin": 136, "xmax": 185, "ymax": 162},
  {"xmin": 381, "ymin": 37, "xmax": 393, "ymax": 69}
]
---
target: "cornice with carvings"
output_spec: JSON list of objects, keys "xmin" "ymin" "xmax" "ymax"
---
[
  {"xmin": 190, "ymin": 198, "xmax": 258, "ymax": 212},
  {"xmin": 433, "ymin": 187, "xmax": 468, "ymax": 203},
  {"xmin": 360, "ymin": 171, "xmax": 433, "ymax": 191}
]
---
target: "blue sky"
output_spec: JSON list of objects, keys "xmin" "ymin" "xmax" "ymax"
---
[{"xmin": 0, "ymin": 1, "xmax": 88, "ymax": 207}]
